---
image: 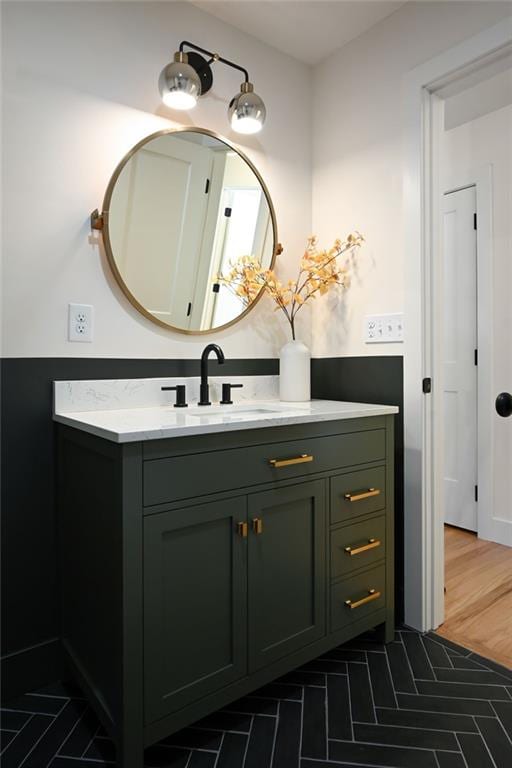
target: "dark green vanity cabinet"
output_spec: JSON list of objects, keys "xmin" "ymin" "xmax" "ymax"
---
[{"xmin": 57, "ymin": 414, "xmax": 395, "ymax": 768}]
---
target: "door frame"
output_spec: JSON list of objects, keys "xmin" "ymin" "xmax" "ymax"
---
[{"xmin": 403, "ymin": 19, "xmax": 512, "ymax": 632}]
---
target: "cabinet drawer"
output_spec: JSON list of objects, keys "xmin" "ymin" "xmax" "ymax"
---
[
  {"xmin": 144, "ymin": 428, "xmax": 385, "ymax": 506},
  {"xmin": 330, "ymin": 466, "xmax": 386, "ymax": 525},
  {"xmin": 331, "ymin": 565, "xmax": 386, "ymax": 632},
  {"xmin": 331, "ymin": 516, "xmax": 385, "ymax": 581}
]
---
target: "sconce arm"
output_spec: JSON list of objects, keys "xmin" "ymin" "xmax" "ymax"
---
[{"xmin": 179, "ymin": 40, "xmax": 250, "ymax": 83}]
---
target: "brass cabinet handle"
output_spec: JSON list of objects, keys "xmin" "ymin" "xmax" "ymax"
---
[
  {"xmin": 252, "ymin": 518, "xmax": 263, "ymax": 535},
  {"xmin": 344, "ymin": 538, "xmax": 381, "ymax": 556},
  {"xmin": 269, "ymin": 454, "xmax": 313, "ymax": 468},
  {"xmin": 236, "ymin": 521, "xmax": 248, "ymax": 538},
  {"xmin": 345, "ymin": 588, "xmax": 381, "ymax": 610},
  {"xmin": 344, "ymin": 487, "xmax": 381, "ymax": 503}
]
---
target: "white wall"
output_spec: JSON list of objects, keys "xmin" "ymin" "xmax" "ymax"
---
[
  {"xmin": 1, "ymin": 1, "xmax": 312, "ymax": 358},
  {"xmin": 311, "ymin": 0, "xmax": 512, "ymax": 358}
]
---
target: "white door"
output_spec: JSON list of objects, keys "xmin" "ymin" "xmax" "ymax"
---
[
  {"xmin": 442, "ymin": 186, "xmax": 478, "ymax": 531},
  {"xmin": 109, "ymin": 137, "xmax": 212, "ymax": 329}
]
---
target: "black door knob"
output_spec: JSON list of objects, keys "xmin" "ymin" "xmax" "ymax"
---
[{"xmin": 495, "ymin": 392, "xmax": 512, "ymax": 418}]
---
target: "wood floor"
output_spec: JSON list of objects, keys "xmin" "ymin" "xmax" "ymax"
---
[{"xmin": 437, "ymin": 524, "xmax": 512, "ymax": 669}]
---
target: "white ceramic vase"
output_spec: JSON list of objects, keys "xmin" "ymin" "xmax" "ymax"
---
[{"xmin": 279, "ymin": 340, "xmax": 311, "ymax": 402}]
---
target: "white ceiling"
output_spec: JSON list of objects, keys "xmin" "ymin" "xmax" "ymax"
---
[{"xmin": 190, "ymin": 1, "xmax": 408, "ymax": 65}]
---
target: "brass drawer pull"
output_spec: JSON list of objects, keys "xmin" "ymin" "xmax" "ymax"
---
[
  {"xmin": 269, "ymin": 454, "xmax": 313, "ymax": 468},
  {"xmin": 344, "ymin": 538, "xmax": 381, "ymax": 556},
  {"xmin": 345, "ymin": 588, "xmax": 381, "ymax": 610},
  {"xmin": 344, "ymin": 487, "xmax": 381, "ymax": 503},
  {"xmin": 252, "ymin": 518, "xmax": 263, "ymax": 535},
  {"xmin": 236, "ymin": 521, "xmax": 248, "ymax": 538}
]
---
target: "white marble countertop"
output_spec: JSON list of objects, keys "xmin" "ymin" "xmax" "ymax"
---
[{"xmin": 53, "ymin": 377, "xmax": 398, "ymax": 443}]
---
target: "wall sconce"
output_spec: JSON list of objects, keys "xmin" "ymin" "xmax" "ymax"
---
[{"xmin": 158, "ymin": 40, "xmax": 266, "ymax": 135}]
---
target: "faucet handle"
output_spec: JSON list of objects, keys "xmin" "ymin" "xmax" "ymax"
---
[
  {"xmin": 162, "ymin": 384, "xmax": 188, "ymax": 408},
  {"xmin": 220, "ymin": 383, "xmax": 243, "ymax": 405}
]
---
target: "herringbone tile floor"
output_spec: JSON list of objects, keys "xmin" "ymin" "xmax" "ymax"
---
[{"xmin": 2, "ymin": 629, "xmax": 512, "ymax": 767}]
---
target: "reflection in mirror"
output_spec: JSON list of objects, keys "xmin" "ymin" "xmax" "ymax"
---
[{"xmin": 107, "ymin": 130, "xmax": 275, "ymax": 333}]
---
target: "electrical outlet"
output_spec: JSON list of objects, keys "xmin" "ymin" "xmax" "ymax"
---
[
  {"xmin": 364, "ymin": 313, "xmax": 404, "ymax": 344},
  {"xmin": 68, "ymin": 303, "xmax": 94, "ymax": 342}
]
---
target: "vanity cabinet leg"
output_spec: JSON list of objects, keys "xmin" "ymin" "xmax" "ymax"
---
[
  {"xmin": 116, "ymin": 733, "xmax": 144, "ymax": 768},
  {"xmin": 375, "ymin": 620, "xmax": 395, "ymax": 644}
]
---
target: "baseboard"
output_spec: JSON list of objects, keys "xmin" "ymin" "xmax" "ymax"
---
[{"xmin": 1, "ymin": 638, "xmax": 62, "ymax": 703}]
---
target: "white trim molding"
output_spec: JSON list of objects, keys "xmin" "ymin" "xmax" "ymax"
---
[{"xmin": 402, "ymin": 18, "xmax": 512, "ymax": 632}]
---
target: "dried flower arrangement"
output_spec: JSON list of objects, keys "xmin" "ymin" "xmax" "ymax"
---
[{"xmin": 217, "ymin": 232, "xmax": 364, "ymax": 340}]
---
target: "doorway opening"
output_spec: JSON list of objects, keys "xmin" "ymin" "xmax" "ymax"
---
[
  {"xmin": 434, "ymin": 69, "xmax": 512, "ymax": 667},
  {"xmin": 403, "ymin": 20, "xmax": 512, "ymax": 647}
]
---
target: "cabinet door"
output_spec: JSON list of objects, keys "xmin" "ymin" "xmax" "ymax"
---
[
  {"xmin": 144, "ymin": 497, "xmax": 247, "ymax": 723},
  {"xmin": 248, "ymin": 480, "xmax": 326, "ymax": 672}
]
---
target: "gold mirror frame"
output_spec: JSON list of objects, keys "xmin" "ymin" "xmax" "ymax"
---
[{"xmin": 91, "ymin": 127, "xmax": 281, "ymax": 335}]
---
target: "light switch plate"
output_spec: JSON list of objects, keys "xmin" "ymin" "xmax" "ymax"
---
[
  {"xmin": 68, "ymin": 303, "xmax": 94, "ymax": 342},
  {"xmin": 364, "ymin": 313, "xmax": 404, "ymax": 343}
]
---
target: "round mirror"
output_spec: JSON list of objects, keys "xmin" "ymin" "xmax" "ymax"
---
[{"xmin": 99, "ymin": 128, "xmax": 278, "ymax": 333}]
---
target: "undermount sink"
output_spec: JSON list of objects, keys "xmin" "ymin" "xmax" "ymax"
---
[{"xmin": 186, "ymin": 406, "xmax": 282, "ymax": 417}]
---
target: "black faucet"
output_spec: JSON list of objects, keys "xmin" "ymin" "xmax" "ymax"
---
[{"xmin": 198, "ymin": 344, "xmax": 225, "ymax": 405}]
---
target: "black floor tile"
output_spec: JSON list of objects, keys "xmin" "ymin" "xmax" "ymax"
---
[
  {"xmin": 468, "ymin": 653, "xmax": 512, "ymax": 680},
  {"xmin": 329, "ymin": 738, "xmax": 438, "ymax": 767},
  {"xmin": 386, "ymin": 641, "xmax": 417, "ymax": 693},
  {"xmin": 1, "ymin": 711, "xmax": 32, "ymax": 731},
  {"xmin": 301, "ymin": 762, "xmax": 362, "ymax": 768},
  {"xmin": 416, "ymin": 679, "xmax": 511, "ymax": 700},
  {"xmin": 278, "ymin": 670, "xmax": 325, "ymax": 687},
  {"xmin": 271, "ymin": 700, "xmax": 301, "ymax": 768},
  {"xmin": 492, "ymin": 700, "xmax": 512, "ymax": 740},
  {"xmin": 187, "ymin": 751, "xmax": 217, "ymax": 768},
  {"xmin": 144, "ymin": 744, "xmax": 190, "ymax": 768},
  {"xmin": 425, "ymin": 633, "xmax": 472, "ymax": 656},
  {"xmin": 49, "ymin": 759, "xmax": 110, "ymax": 767},
  {"xmin": 1, "ymin": 730, "xmax": 17, "ymax": 751},
  {"xmin": 367, "ymin": 648, "xmax": 396, "ymax": 707},
  {"xmin": 402, "ymin": 631, "xmax": 436, "ymax": 680},
  {"xmin": 216, "ymin": 732, "xmax": 248, "ymax": 768},
  {"xmin": 376, "ymin": 706, "xmax": 478, "ymax": 732},
  {"xmin": 457, "ymin": 732, "xmax": 495, "ymax": 768},
  {"xmin": 476, "ymin": 715, "xmax": 512, "ymax": 768},
  {"xmin": 162, "ymin": 727, "xmax": 223, "ymax": 751},
  {"xmin": 3, "ymin": 628, "xmax": 510, "ymax": 768},
  {"xmin": 397, "ymin": 692, "xmax": 494, "ymax": 716},
  {"xmin": 194, "ymin": 710, "xmax": 252, "ymax": 734},
  {"xmin": 343, "ymin": 637, "xmax": 386, "ymax": 653},
  {"xmin": 436, "ymin": 751, "xmax": 467, "ymax": 768},
  {"xmin": 301, "ymin": 685, "xmax": 327, "ymax": 760},
  {"xmin": 21, "ymin": 700, "xmax": 88, "ymax": 768},
  {"xmin": 347, "ymin": 661, "xmax": 375, "ymax": 723},
  {"xmin": 1, "ymin": 714, "xmax": 53, "ymax": 768},
  {"xmin": 422, "ymin": 636, "xmax": 453, "ymax": 669},
  {"xmin": 83, "ymin": 735, "xmax": 116, "ymax": 762},
  {"xmin": 321, "ymin": 648, "xmax": 366, "ymax": 663},
  {"xmin": 58, "ymin": 705, "xmax": 101, "ymax": 757},
  {"xmin": 301, "ymin": 658, "xmax": 347, "ymax": 675},
  {"xmin": 223, "ymin": 696, "xmax": 278, "ymax": 716},
  {"xmin": 353, "ymin": 722, "xmax": 458, "ymax": 751},
  {"xmin": 434, "ymin": 667, "xmax": 512, "ymax": 686},
  {"xmin": 327, "ymin": 674, "xmax": 352, "ymax": 741},
  {"xmin": 243, "ymin": 714, "xmax": 276, "ymax": 768},
  {"xmin": 4, "ymin": 694, "xmax": 66, "ymax": 716},
  {"xmin": 249, "ymin": 682, "xmax": 302, "ymax": 701},
  {"xmin": 35, "ymin": 681, "xmax": 84, "ymax": 699},
  {"xmin": 451, "ymin": 655, "xmax": 490, "ymax": 671}
]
